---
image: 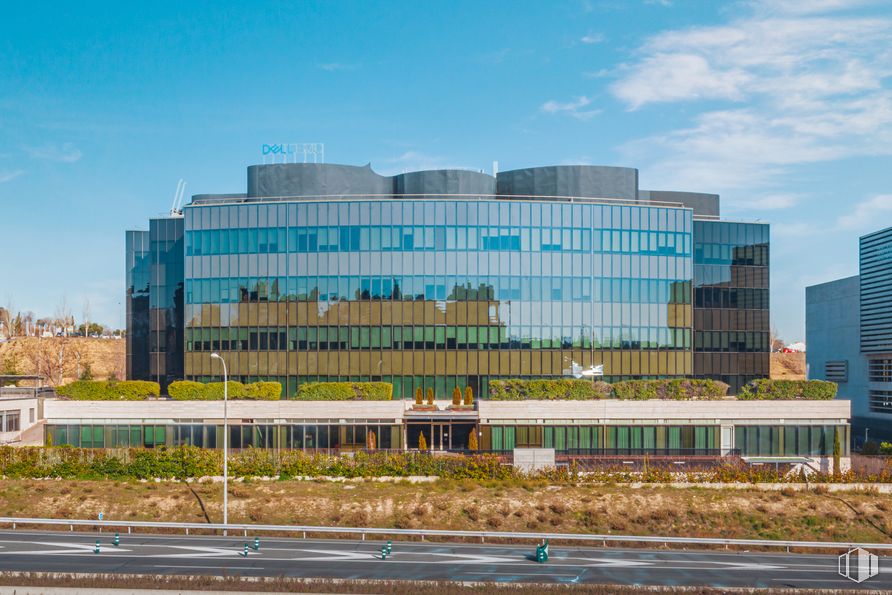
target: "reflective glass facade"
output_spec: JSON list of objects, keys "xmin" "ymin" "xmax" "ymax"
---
[
  {"xmin": 183, "ymin": 199, "xmax": 693, "ymax": 398},
  {"xmin": 125, "ymin": 230, "xmax": 150, "ymax": 381},
  {"xmin": 693, "ymin": 221, "xmax": 770, "ymax": 393},
  {"xmin": 126, "ymin": 163, "xmax": 771, "ymax": 398},
  {"xmin": 148, "ymin": 218, "xmax": 185, "ymax": 391},
  {"xmin": 124, "ymin": 219, "xmax": 185, "ymax": 391}
]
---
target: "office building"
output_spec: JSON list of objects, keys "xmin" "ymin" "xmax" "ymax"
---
[
  {"xmin": 127, "ymin": 163, "xmax": 770, "ymax": 398},
  {"xmin": 807, "ymin": 226, "xmax": 892, "ymax": 443}
]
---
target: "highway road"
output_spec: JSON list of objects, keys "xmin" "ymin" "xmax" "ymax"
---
[{"xmin": 0, "ymin": 530, "xmax": 886, "ymax": 590}]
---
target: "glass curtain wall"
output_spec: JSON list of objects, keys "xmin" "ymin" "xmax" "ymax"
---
[
  {"xmin": 693, "ymin": 221, "xmax": 770, "ymax": 394},
  {"xmin": 183, "ymin": 199, "xmax": 694, "ymax": 398}
]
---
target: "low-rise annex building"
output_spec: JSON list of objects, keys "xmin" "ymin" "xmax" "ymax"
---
[{"xmin": 39, "ymin": 397, "xmax": 851, "ymax": 472}]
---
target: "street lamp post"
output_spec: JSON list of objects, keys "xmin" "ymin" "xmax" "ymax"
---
[{"xmin": 210, "ymin": 353, "xmax": 228, "ymax": 534}]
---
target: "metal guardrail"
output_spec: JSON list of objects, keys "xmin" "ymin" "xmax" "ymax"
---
[{"xmin": 0, "ymin": 517, "xmax": 889, "ymax": 551}]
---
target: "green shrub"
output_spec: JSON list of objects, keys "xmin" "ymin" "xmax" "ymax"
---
[
  {"xmin": 612, "ymin": 379, "xmax": 728, "ymax": 400},
  {"xmin": 489, "ymin": 378, "xmax": 727, "ymax": 400},
  {"xmin": 295, "ymin": 382, "xmax": 392, "ymax": 401},
  {"xmin": 56, "ymin": 380, "xmax": 160, "ymax": 401},
  {"xmin": 489, "ymin": 379, "xmax": 611, "ymax": 400},
  {"xmin": 167, "ymin": 380, "xmax": 279, "ymax": 400},
  {"xmin": 244, "ymin": 381, "xmax": 282, "ymax": 400},
  {"xmin": 737, "ymin": 379, "xmax": 837, "ymax": 400},
  {"xmin": 879, "ymin": 442, "xmax": 892, "ymax": 455},
  {"xmin": 167, "ymin": 381, "xmax": 207, "ymax": 400},
  {"xmin": 0, "ymin": 446, "xmax": 512, "ymax": 480}
]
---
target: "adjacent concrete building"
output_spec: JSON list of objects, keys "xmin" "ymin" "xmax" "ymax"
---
[{"xmin": 807, "ymin": 226, "xmax": 892, "ymax": 443}]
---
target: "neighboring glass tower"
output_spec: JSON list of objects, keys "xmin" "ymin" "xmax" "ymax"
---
[
  {"xmin": 693, "ymin": 220, "xmax": 770, "ymax": 394},
  {"xmin": 148, "ymin": 217, "xmax": 185, "ymax": 392},
  {"xmin": 125, "ymin": 230, "xmax": 151, "ymax": 381},
  {"xmin": 126, "ymin": 218, "xmax": 184, "ymax": 391},
  {"xmin": 128, "ymin": 163, "xmax": 770, "ymax": 398}
]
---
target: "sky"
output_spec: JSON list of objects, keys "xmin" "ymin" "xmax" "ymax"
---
[{"xmin": 1, "ymin": 0, "xmax": 891, "ymax": 341}]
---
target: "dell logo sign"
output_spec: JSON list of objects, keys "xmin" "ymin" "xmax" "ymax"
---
[
  {"xmin": 262, "ymin": 144, "xmax": 289, "ymax": 156},
  {"xmin": 261, "ymin": 142, "xmax": 325, "ymax": 164}
]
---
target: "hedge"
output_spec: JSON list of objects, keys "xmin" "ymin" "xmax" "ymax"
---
[
  {"xmin": 611, "ymin": 379, "xmax": 728, "ymax": 400},
  {"xmin": 0, "ymin": 446, "xmax": 509, "ymax": 480},
  {"xmin": 56, "ymin": 380, "xmax": 160, "ymax": 401},
  {"xmin": 489, "ymin": 379, "xmax": 611, "ymax": 401},
  {"xmin": 1, "ymin": 446, "xmax": 889, "ymax": 483},
  {"xmin": 737, "ymin": 379, "xmax": 837, "ymax": 400},
  {"xmin": 295, "ymin": 382, "xmax": 392, "ymax": 401},
  {"xmin": 167, "ymin": 380, "xmax": 281, "ymax": 401},
  {"xmin": 489, "ymin": 378, "xmax": 728, "ymax": 401}
]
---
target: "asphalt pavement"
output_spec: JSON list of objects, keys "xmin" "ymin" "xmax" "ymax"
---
[{"xmin": 0, "ymin": 530, "xmax": 886, "ymax": 590}]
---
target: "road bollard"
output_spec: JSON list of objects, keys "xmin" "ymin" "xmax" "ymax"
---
[
  {"xmin": 94, "ymin": 540, "xmax": 100, "ymax": 554},
  {"xmin": 242, "ymin": 543, "xmax": 249, "ymax": 557},
  {"xmin": 386, "ymin": 540, "xmax": 392, "ymax": 555},
  {"xmin": 253, "ymin": 536, "xmax": 260, "ymax": 551},
  {"xmin": 535, "ymin": 539, "xmax": 549, "ymax": 563},
  {"xmin": 380, "ymin": 545, "xmax": 387, "ymax": 560},
  {"xmin": 113, "ymin": 533, "xmax": 120, "ymax": 547}
]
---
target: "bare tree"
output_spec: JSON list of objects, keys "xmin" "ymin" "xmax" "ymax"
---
[
  {"xmin": 21, "ymin": 337, "xmax": 73, "ymax": 386},
  {"xmin": 82, "ymin": 298, "xmax": 91, "ymax": 338},
  {"xmin": 769, "ymin": 325, "xmax": 785, "ymax": 352},
  {"xmin": 54, "ymin": 296, "xmax": 73, "ymax": 337},
  {"xmin": 0, "ymin": 298, "xmax": 15, "ymax": 338}
]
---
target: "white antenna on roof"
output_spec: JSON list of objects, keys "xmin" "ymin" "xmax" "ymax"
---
[{"xmin": 169, "ymin": 179, "xmax": 186, "ymax": 216}]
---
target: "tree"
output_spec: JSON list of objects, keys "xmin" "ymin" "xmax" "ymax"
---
[
  {"xmin": 426, "ymin": 387, "xmax": 434, "ymax": 406},
  {"xmin": 464, "ymin": 386, "xmax": 473, "ymax": 406},
  {"xmin": 468, "ymin": 431, "xmax": 478, "ymax": 451},
  {"xmin": 452, "ymin": 386, "xmax": 461, "ymax": 406},
  {"xmin": 82, "ymin": 298, "xmax": 91, "ymax": 338},
  {"xmin": 1, "ymin": 353, "xmax": 20, "ymax": 386},
  {"xmin": 0, "ymin": 299, "xmax": 15, "ymax": 339},
  {"xmin": 415, "ymin": 386, "xmax": 423, "ymax": 405},
  {"xmin": 833, "ymin": 427, "xmax": 841, "ymax": 478},
  {"xmin": 770, "ymin": 325, "xmax": 785, "ymax": 352},
  {"xmin": 54, "ymin": 296, "xmax": 73, "ymax": 336},
  {"xmin": 418, "ymin": 431, "xmax": 427, "ymax": 452},
  {"xmin": 77, "ymin": 322, "xmax": 104, "ymax": 336}
]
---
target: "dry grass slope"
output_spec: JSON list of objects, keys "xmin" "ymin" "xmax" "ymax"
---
[
  {"xmin": 1, "ymin": 479, "xmax": 888, "ymax": 544},
  {"xmin": 0, "ymin": 337, "xmax": 125, "ymax": 385},
  {"xmin": 770, "ymin": 352, "xmax": 806, "ymax": 380}
]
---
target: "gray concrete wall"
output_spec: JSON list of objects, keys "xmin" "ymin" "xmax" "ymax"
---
[
  {"xmin": 806, "ymin": 276, "xmax": 869, "ymax": 421},
  {"xmin": 247, "ymin": 163, "xmax": 393, "ymax": 198},
  {"xmin": 640, "ymin": 190, "xmax": 720, "ymax": 218},
  {"xmin": 496, "ymin": 165, "xmax": 639, "ymax": 201}
]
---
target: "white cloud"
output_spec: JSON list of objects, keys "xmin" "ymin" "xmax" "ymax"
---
[
  {"xmin": 749, "ymin": 0, "xmax": 882, "ymax": 16},
  {"xmin": 645, "ymin": 0, "xmax": 673, "ymax": 6},
  {"xmin": 612, "ymin": 2, "xmax": 892, "ymax": 194},
  {"xmin": 742, "ymin": 194, "xmax": 801, "ymax": 210},
  {"xmin": 837, "ymin": 194, "xmax": 892, "ymax": 230},
  {"xmin": 613, "ymin": 54, "xmax": 750, "ymax": 109},
  {"xmin": 376, "ymin": 151, "xmax": 479, "ymax": 176},
  {"xmin": 25, "ymin": 142, "xmax": 82, "ymax": 163},
  {"xmin": 0, "ymin": 169, "xmax": 24, "ymax": 183},
  {"xmin": 541, "ymin": 96, "xmax": 602, "ymax": 120},
  {"xmin": 772, "ymin": 221, "xmax": 813, "ymax": 237},
  {"xmin": 318, "ymin": 62, "xmax": 359, "ymax": 71},
  {"xmin": 580, "ymin": 33, "xmax": 605, "ymax": 44}
]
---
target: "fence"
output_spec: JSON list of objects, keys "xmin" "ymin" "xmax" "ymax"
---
[{"xmin": 0, "ymin": 516, "xmax": 890, "ymax": 553}]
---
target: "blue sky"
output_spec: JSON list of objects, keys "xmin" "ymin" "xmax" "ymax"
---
[{"xmin": 1, "ymin": 0, "xmax": 891, "ymax": 341}]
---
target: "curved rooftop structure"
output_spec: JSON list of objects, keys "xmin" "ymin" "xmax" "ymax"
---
[{"xmin": 191, "ymin": 162, "xmax": 719, "ymax": 216}]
